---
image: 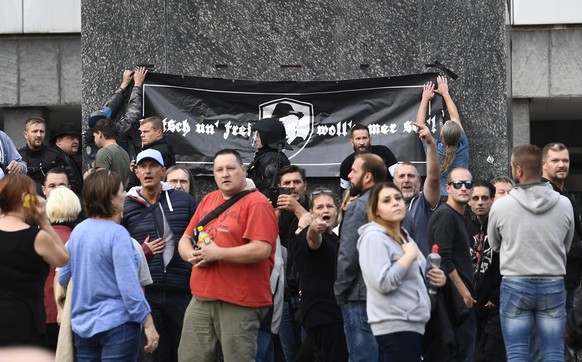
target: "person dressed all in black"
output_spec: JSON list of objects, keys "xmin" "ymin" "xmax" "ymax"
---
[
  {"xmin": 18, "ymin": 117, "xmax": 64, "ymax": 196},
  {"xmin": 247, "ymin": 117, "xmax": 291, "ymax": 194},
  {"xmin": 49, "ymin": 123, "xmax": 83, "ymax": 197},
  {"xmin": 293, "ymin": 188, "xmax": 348, "ymax": 362}
]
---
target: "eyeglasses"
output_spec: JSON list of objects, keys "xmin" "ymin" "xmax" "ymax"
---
[
  {"xmin": 310, "ymin": 189, "xmax": 334, "ymax": 198},
  {"xmin": 447, "ymin": 180, "xmax": 473, "ymax": 189}
]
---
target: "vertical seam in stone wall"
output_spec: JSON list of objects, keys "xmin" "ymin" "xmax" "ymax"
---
[
  {"xmin": 57, "ymin": 40, "xmax": 62, "ymax": 105},
  {"xmin": 547, "ymin": 30, "xmax": 552, "ymax": 97},
  {"xmin": 417, "ymin": 0, "xmax": 423, "ymax": 57},
  {"xmin": 17, "ymin": 40, "xmax": 21, "ymax": 106},
  {"xmin": 164, "ymin": 0, "xmax": 169, "ymax": 73},
  {"xmin": 507, "ymin": 23, "xmax": 514, "ymax": 153},
  {"xmin": 21, "ymin": 1, "xmax": 24, "ymax": 34}
]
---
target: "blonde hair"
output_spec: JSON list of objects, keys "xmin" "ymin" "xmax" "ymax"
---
[
  {"xmin": 46, "ymin": 186, "xmax": 81, "ymax": 223},
  {"xmin": 440, "ymin": 120, "xmax": 462, "ymax": 175},
  {"xmin": 337, "ymin": 189, "xmax": 352, "ymax": 226}
]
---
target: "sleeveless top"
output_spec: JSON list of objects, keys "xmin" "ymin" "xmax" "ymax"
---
[{"xmin": 0, "ymin": 226, "xmax": 47, "ymax": 343}]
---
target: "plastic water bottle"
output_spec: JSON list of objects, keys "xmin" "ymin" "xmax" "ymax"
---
[
  {"xmin": 197, "ymin": 226, "xmax": 212, "ymax": 246},
  {"xmin": 427, "ymin": 244, "xmax": 442, "ymax": 295}
]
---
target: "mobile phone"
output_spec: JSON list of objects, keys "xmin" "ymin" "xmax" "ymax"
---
[
  {"xmin": 268, "ymin": 187, "xmax": 291, "ymax": 208},
  {"xmin": 23, "ymin": 194, "xmax": 39, "ymax": 209}
]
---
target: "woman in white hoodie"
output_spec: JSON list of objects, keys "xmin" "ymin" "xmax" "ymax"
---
[{"xmin": 357, "ymin": 182, "xmax": 446, "ymax": 361}]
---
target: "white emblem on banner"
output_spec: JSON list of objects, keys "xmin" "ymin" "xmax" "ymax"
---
[{"xmin": 259, "ymin": 98, "xmax": 314, "ymax": 159}]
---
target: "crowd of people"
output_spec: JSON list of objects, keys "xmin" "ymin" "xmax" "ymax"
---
[{"xmin": 0, "ymin": 70, "xmax": 581, "ymax": 362}]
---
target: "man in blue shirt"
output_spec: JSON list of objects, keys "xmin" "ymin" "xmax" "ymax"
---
[{"xmin": 0, "ymin": 130, "xmax": 27, "ymax": 178}]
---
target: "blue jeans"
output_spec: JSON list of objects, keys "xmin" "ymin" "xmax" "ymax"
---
[
  {"xmin": 278, "ymin": 297, "xmax": 302, "ymax": 362},
  {"xmin": 500, "ymin": 278, "xmax": 566, "ymax": 362},
  {"xmin": 256, "ymin": 329, "xmax": 274, "ymax": 362},
  {"xmin": 74, "ymin": 322, "xmax": 141, "ymax": 362},
  {"xmin": 341, "ymin": 302, "xmax": 382, "ymax": 362}
]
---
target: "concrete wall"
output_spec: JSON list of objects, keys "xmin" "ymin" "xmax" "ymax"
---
[
  {"xmin": 512, "ymin": 28, "xmax": 582, "ymax": 98},
  {"xmin": 0, "ymin": 36, "xmax": 81, "ymax": 148},
  {"xmin": 82, "ymin": 0, "xmax": 509, "ymax": 195}
]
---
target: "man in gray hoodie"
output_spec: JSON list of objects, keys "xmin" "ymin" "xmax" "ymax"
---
[{"xmin": 488, "ymin": 144, "xmax": 575, "ymax": 361}]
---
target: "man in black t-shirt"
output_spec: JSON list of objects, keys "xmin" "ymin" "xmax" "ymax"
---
[
  {"xmin": 427, "ymin": 166, "xmax": 476, "ymax": 361},
  {"xmin": 339, "ymin": 124, "xmax": 397, "ymax": 189}
]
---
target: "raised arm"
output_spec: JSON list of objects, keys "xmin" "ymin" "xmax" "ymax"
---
[
  {"xmin": 102, "ymin": 70, "xmax": 135, "ymax": 117},
  {"xmin": 415, "ymin": 81, "xmax": 435, "ymax": 129},
  {"xmin": 434, "ymin": 75, "xmax": 462, "ymax": 130},
  {"xmin": 417, "ymin": 124, "xmax": 440, "ymax": 209},
  {"xmin": 306, "ymin": 216, "xmax": 327, "ymax": 250},
  {"xmin": 116, "ymin": 67, "xmax": 147, "ymax": 136}
]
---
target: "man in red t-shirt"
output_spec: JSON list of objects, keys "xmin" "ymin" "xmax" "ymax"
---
[{"xmin": 177, "ymin": 148, "xmax": 278, "ymax": 362}]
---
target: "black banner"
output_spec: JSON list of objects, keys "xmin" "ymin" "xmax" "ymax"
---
[{"xmin": 142, "ymin": 73, "xmax": 444, "ymax": 177}]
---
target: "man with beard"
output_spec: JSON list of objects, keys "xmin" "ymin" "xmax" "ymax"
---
[
  {"xmin": 393, "ymin": 122, "xmax": 440, "ymax": 256},
  {"xmin": 339, "ymin": 124, "xmax": 398, "ymax": 189},
  {"xmin": 335, "ymin": 153, "xmax": 387, "ymax": 361},
  {"xmin": 49, "ymin": 123, "xmax": 83, "ymax": 197},
  {"xmin": 464, "ymin": 180, "xmax": 505, "ymax": 362},
  {"xmin": 542, "ymin": 142, "xmax": 582, "ymax": 313},
  {"xmin": 19, "ymin": 118, "xmax": 63, "ymax": 194},
  {"xmin": 489, "ymin": 144, "xmax": 574, "ymax": 361},
  {"xmin": 427, "ymin": 167, "xmax": 476, "ymax": 361}
]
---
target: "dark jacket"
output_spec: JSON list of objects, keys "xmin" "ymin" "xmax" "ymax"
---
[
  {"xmin": 464, "ymin": 215, "xmax": 502, "ymax": 314},
  {"xmin": 423, "ymin": 289, "xmax": 458, "ymax": 362},
  {"xmin": 122, "ymin": 185, "xmax": 197, "ymax": 293},
  {"xmin": 566, "ymin": 287, "xmax": 582, "ymax": 351},
  {"xmin": 247, "ymin": 147, "xmax": 290, "ymax": 193},
  {"xmin": 334, "ymin": 189, "xmax": 371, "ymax": 305},
  {"xmin": 86, "ymin": 85, "xmax": 143, "ymax": 166},
  {"xmin": 49, "ymin": 146, "xmax": 83, "ymax": 197},
  {"xmin": 18, "ymin": 145, "xmax": 65, "ymax": 193},
  {"xmin": 543, "ymin": 177, "xmax": 582, "ymax": 289},
  {"xmin": 143, "ymin": 138, "xmax": 176, "ymax": 169}
]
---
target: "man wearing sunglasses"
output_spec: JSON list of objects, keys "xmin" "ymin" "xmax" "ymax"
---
[{"xmin": 427, "ymin": 166, "xmax": 476, "ymax": 361}]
